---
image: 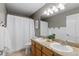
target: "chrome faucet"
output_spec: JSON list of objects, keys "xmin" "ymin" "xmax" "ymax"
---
[
  {"xmin": 64, "ymin": 40, "xmax": 68, "ymax": 45},
  {"xmin": 61, "ymin": 40, "xmax": 68, "ymax": 46}
]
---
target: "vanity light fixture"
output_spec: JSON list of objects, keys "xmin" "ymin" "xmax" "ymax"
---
[{"xmin": 42, "ymin": 3, "xmax": 66, "ymax": 16}]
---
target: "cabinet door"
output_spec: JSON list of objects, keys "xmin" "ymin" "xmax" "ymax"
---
[
  {"xmin": 36, "ymin": 49, "xmax": 41, "ymax": 56},
  {"xmin": 36, "ymin": 42, "xmax": 42, "ymax": 50},
  {"xmin": 31, "ymin": 45, "xmax": 35, "ymax": 56},
  {"xmin": 31, "ymin": 41, "xmax": 35, "ymax": 56},
  {"xmin": 42, "ymin": 47, "xmax": 54, "ymax": 56}
]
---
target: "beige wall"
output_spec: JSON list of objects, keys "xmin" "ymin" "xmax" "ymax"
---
[
  {"xmin": 47, "ymin": 7, "xmax": 79, "ymax": 28},
  {"xmin": 0, "ymin": 3, "xmax": 7, "ymax": 26}
]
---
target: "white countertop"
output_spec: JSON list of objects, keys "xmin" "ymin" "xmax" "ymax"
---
[{"xmin": 32, "ymin": 39, "xmax": 79, "ymax": 56}]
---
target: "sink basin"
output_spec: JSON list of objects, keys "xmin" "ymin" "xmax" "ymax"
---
[
  {"xmin": 50, "ymin": 42, "xmax": 73, "ymax": 52},
  {"xmin": 35, "ymin": 38, "xmax": 45, "ymax": 42}
]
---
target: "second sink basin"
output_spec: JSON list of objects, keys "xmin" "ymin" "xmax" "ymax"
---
[{"xmin": 50, "ymin": 42, "xmax": 73, "ymax": 52}]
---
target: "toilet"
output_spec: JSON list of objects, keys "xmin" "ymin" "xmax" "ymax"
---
[{"xmin": 25, "ymin": 42, "xmax": 31, "ymax": 56}]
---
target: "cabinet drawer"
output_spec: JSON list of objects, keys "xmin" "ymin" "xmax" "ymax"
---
[
  {"xmin": 42, "ymin": 47, "xmax": 54, "ymax": 56},
  {"xmin": 36, "ymin": 43, "xmax": 42, "ymax": 50},
  {"xmin": 36, "ymin": 49, "xmax": 41, "ymax": 56}
]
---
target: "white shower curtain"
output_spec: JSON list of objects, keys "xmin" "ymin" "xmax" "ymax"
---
[{"xmin": 7, "ymin": 14, "xmax": 35, "ymax": 52}]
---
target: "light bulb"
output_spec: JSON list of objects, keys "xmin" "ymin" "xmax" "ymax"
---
[
  {"xmin": 46, "ymin": 12, "xmax": 50, "ymax": 16},
  {"xmin": 47, "ymin": 8, "xmax": 54, "ymax": 14},
  {"xmin": 43, "ymin": 11, "xmax": 47, "ymax": 14},
  {"xmin": 52, "ymin": 6, "xmax": 58, "ymax": 12},
  {"xmin": 43, "ymin": 11, "xmax": 50, "ymax": 16},
  {"xmin": 58, "ymin": 3, "xmax": 65, "ymax": 10}
]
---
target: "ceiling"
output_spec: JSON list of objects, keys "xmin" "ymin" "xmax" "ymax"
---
[
  {"xmin": 6, "ymin": 3, "xmax": 46, "ymax": 16},
  {"xmin": 6, "ymin": 3, "xmax": 79, "ymax": 19}
]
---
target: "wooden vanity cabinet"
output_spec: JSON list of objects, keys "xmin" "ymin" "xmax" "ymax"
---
[{"xmin": 31, "ymin": 40, "xmax": 61, "ymax": 56}]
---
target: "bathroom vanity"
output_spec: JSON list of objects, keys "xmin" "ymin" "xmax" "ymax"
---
[
  {"xmin": 31, "ymin": 39, "xmax": 61, "ymax": 56},
  {"xmin": 31, "ymin": 39, "xmax": 79, "ymax": 56}
]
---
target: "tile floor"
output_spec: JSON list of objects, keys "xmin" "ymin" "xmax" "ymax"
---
[{"xmin": 9, "ymin": 49, "xmax": 30, "ymax": 56}]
